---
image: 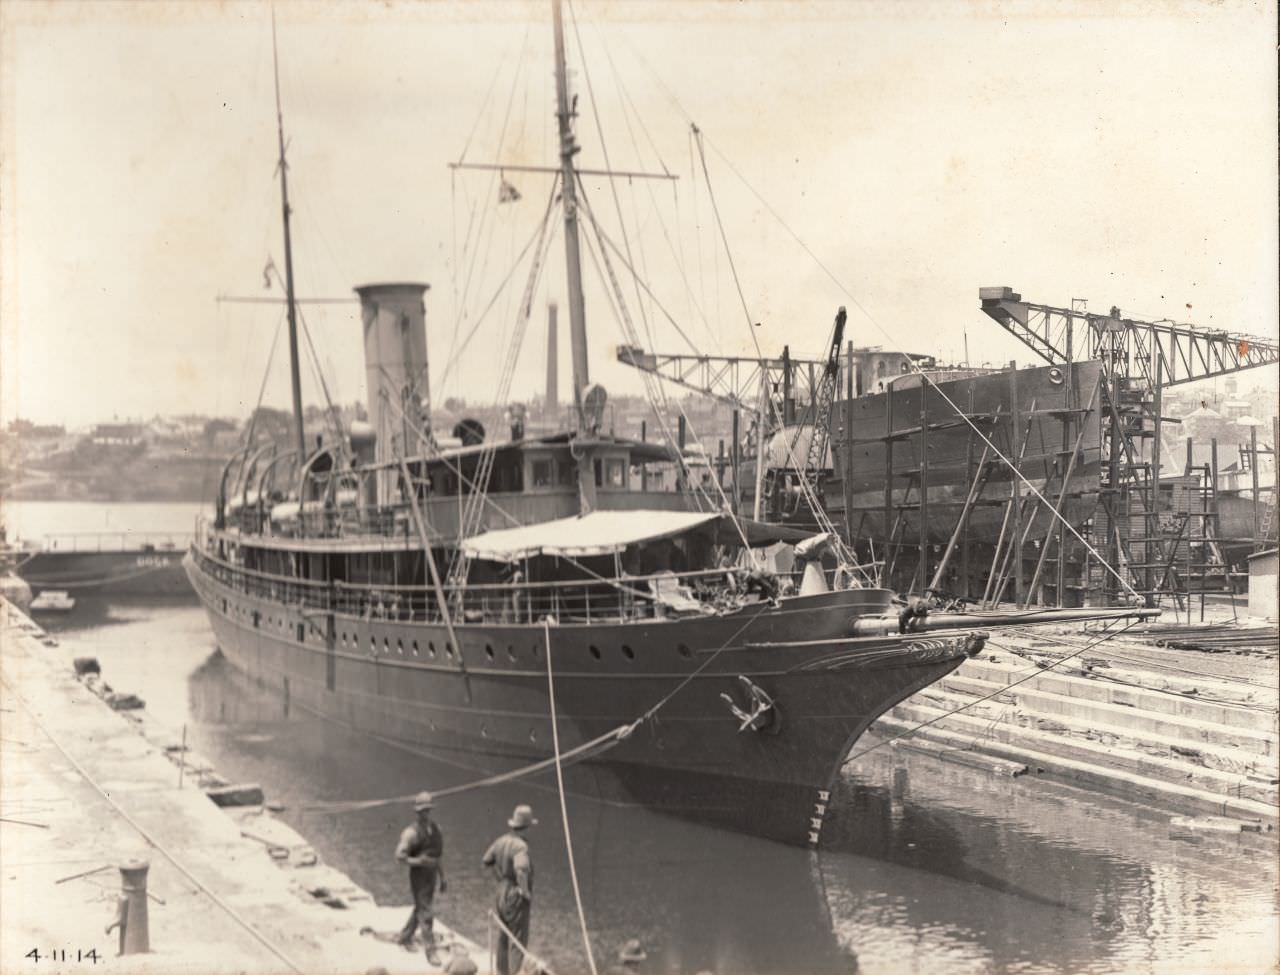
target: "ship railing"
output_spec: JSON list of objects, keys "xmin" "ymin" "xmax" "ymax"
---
[
  {"xmin": 39, "ymin": 531, "xmax": 193, "ymax": 554},
  {"xmin": 189, "ymin": 547, "xmax": 817, "ymax": 624}
]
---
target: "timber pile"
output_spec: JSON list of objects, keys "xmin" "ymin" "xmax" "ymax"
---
[{"xmin": 871, "ymin": 624, "xmax": 1279, "ymax": 824}]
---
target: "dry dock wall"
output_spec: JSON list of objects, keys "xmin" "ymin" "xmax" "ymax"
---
[
  {"xmin": 0, "ymin": 598, "xmax": 490, "ymax": 975},
  {"xmin": 862, "ymin": 623, "xmax": 1280, "ymax": 827}
]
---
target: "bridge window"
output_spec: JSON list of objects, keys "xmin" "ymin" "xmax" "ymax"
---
[
  {"xmin": 531, "ymin": 459, "xmax": 554, "ymax": 488},
  {"xmin": 605, "ymin": 458, "xmax": 626, "ymax": 488}
]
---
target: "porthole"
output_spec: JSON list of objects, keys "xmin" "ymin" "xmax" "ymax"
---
[
  {"xmin": 678, "ymin": 643, "xmax": 692, "ymax": 659},
  {"xmin": 480, "ymin": 724, "xmax": 488, "ymax": 738},
  {"xmin": 485, "ymin": 643, "xmax": 495, "ymax": 660},
  {"xmin": 588, "ymin": 645, "xmax": 601, "ymax": 661},
  {"xmin": 621, "ymin": 644, "xmax": 635, "ymax": 660},
  {"xmin": 1048, "ymin": 366, "xmax": 1065, "ymax": 386},
  {"xmin": 531, "ymin": 643, "xmax": 540, "ymax": 658},
  {"xmin": 383, "ymin": 637, "xmax": 390, "ymax": 653},
  {"xmin": 397, "ymin": 639, "xmax": 404, "ymax": 655},
  {"xmin": 428, "ymin": 641, "xmax": 437, "ymax": 657},
  {"xmin": 370, "ymin": 635, "xmax": 376, "ymax": 652},
  {"xmin": 445, "ymin": 643, "xmax": 454, "ymax": 659},
  {"xmin": 412, "ymin": 640, "xmax": 420, "ymax": 657},
  {"xmin": 507, "ymin": 645, "xmax": 517, "ymax": 661},
  {"xmin": 529, "ymin": 728, "xmax": 537, "ymax": 743}
]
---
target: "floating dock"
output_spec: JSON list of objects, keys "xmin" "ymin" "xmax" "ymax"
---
[{"xmin": 0, "ymin": 598, "xmax": 490, "ymax": 975}]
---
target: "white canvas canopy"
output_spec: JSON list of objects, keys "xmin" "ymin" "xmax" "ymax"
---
[{"xmin": 460, "ymin": 510, "xmax": 721, "ymax": 563}]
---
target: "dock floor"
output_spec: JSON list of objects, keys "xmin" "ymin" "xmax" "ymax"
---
[{"xmin": 0, "ymin": 600, "xmax": 490, "ymax": 975}]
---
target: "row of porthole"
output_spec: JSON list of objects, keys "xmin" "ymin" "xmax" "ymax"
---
[{"xmin": 223, "ymin": 598, "xmax": 695, "ymax": 663}]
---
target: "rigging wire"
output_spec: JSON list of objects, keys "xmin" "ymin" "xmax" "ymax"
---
[
  {"xmin": 439, "ymin": 190, "xmax": 563, "ymax": 390},
  {"xmin": 566, "ymin": 0, "xmax": 658, "ymax": 355},
  {"xmin": 614, "ymin": 34, "xmax": 1141, "ymax": 598},
  {"xmin": 846, "ymin": 620, "xmax": 1140, "ymax": 762}
]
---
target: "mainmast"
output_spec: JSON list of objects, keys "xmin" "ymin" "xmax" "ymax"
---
[
  {"xmin": 271, "ymin": 13, "xmax": 308, "ymax": 463},
  {"xmin": 551, "ymin": 0, "xmax": 590, "ymax": 430}
]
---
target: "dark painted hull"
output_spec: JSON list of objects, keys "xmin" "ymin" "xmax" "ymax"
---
[
  {"xmin": 18, "ymin": 549, "xmax": 193, "ymax": 596},
  {"xmin": 829, "ymin": 360, "xmax": 1104, "ymax": 544},
  {"xmin": 185, "ymin": 550, "xmax": 979, "ymax": 845}
]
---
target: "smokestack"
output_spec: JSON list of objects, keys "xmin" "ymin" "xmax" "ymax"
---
[
  {"xmin": 354, "ymin": 281, "xmax": 430, "ymax": 504},
  {"xmin": 546, "ymin": 302, "xmax": 559, "ymax": 409}
]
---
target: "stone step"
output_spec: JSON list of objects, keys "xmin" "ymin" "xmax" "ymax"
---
[
  {"xmin": 935, "ymin": 673, "xmax": 1277, "ymax": 756},
  {"xmin": 887, "ymin": 698, "xmax": 1279, "ymax": 807},
  {"xmin": 874, "ymin": 710, "xmax": 1279, "ymax": 822},
  {"xmin": 912, "ymin": 684, "xmax": 1273, "ymax": 780},
  {"xmin": 954, "ymin": 657, "xmax": 1279, "ymax": 734}
]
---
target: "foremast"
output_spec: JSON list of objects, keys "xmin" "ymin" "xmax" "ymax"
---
[
  {"xmin": 551, "ymin": 0, "xmax": 598, "ymax": 511},
  {"xmin": 271, "ymin": 12, "xmax": 308, "ymax": 464}
]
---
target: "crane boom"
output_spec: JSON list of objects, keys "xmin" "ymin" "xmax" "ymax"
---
[
  {"xmin": 615, "ymin": 345, "xmax": 826, "ymax": 418},
  {"xmin": 979, "ymin": 286, "xmax": 1279, "ymax": 386}
]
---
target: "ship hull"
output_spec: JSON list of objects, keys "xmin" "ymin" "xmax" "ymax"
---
[
  {"xmin": 825, "ymin": 360, "xmax": 1104, "ymax": 597},
  {"xmin": 18, "ymin": 549, "xmax": 193, "ymax": 596},
  {"xmin": 185, "ymin": 551, "xmax": 978, "ymax": 845}
]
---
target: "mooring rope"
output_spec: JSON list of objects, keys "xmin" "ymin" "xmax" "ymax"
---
[
  {"xmin": 0, "ymin": 652, "xmax": 306, "ymax": 974},
  {"xmin": 543, "ymin": 620, "xmax": 599, "ymax": 975},
  {"xmin": 304, "ymin": 601, "xmax": 771, "ymax": 815},
  {"xmin": 489, "ymin": 909, "xmax": 559, "ymax": 975},
  {"xmin": 845, "ymin": 620, "xmax": 1140, "ymax": 763}
]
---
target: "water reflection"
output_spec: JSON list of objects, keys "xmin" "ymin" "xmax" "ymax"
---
[{"xmin": 40, "ymin": 601, "xmax": 1279, "ymax": 975}]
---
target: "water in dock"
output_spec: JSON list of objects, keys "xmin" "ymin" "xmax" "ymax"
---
[{"xmin": 36, "ymin": 596, "xmax": 1278, "ymax": 975}]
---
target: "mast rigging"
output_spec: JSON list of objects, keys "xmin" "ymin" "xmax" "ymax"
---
[{"xmin": 271, "ymin": 11, "xmax": 308, "ymax": 463}]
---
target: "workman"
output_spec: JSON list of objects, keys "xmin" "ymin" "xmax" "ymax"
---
[
  {"xmin": 442, "ymin": 942, "xmax": 479, "ymax": 975},
  {"xmin": 604, "ymin": 938, "xmax": 648, "ymax": 974},
  {"xmin": 897, "ymin": 595, "xmax": 930, "ymax": 634},
  {"xmin": 395, "ymin": 791, "xmax": 446, "ymax": 965},
  {"xmin": 482, "ymin": 804, "xmax": 537, "ymax": 975}
]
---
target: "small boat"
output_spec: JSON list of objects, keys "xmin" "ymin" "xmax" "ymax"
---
[{"xmin": 30, "ymin": 590, "xmax": 76, "ymax": 613}]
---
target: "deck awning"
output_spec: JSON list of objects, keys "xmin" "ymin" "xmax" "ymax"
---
[{"xmin": 461, "ymin": 510, "xmax": 721, "ymax": 562}]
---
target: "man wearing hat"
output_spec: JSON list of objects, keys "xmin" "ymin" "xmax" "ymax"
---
[
  {"xmin": 604, "ymin": 938, "xmax": 648, "ymax": 975},
  {"xmin": 442, "ymin": 942, "xmax": 478, "ymax": 975},
  {"xmin": 395, "ymin": 791, "xmax": 447, "ymax": 965},
  {"xmin": 481, "ymin": 804, "xmax": 537, "ymax": 975}
]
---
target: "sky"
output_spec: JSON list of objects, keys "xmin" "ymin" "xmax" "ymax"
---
[{"xmin": 2, "ymin": 0, "xmax": 1277, "ymax": 428}]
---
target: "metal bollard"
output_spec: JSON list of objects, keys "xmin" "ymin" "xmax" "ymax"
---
[{"xmin": 104, "ymin": 858, "xmax": 150, "ymax": 955}]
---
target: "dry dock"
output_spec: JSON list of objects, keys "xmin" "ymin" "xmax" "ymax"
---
[
  {"xmin": 0, "ymin": 599, "xmax": 490, "ymax": 975},
  {"xmin": 867, "ymin": 619, "xmax": 1279, "ymax": 827}
]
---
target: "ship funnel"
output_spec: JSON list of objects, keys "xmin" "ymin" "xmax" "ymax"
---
[{"xmin": 355, "ymin": 282, "xmax": 431, "ymax": 503}]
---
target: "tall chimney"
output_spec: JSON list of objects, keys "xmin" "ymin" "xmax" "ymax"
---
[
  {"xmin": 354, "ymin": 281, "xmax": 431, "ymax": 504},
  {"xmin": 546, "ymin": 302, "xmax": 559, "ymax": 410}
]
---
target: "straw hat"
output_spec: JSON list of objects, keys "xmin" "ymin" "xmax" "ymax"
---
[
  {"xmin": 413, "ymin": 791, "xmax": 435, "ymax": 810},
  {"xmin": 508, "ymin": 804, "xmax": 538, "ymax": 829},
  {"xmin": 618, "ymin": 939, "xmax": 647, "ymax": 963}
]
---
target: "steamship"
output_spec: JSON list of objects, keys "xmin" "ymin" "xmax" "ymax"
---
[{"xmin": 185, "ymin": 0, "xmax": 1140, "ymax": 845}]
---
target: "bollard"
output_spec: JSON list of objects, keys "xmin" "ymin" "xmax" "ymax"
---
[{"xmin": 104, "ymin": 859, "xmax": 150, "ymax": 955}]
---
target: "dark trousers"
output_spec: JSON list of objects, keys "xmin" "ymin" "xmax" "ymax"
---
[
  {"xmin": 397, "ymin": 870, "xmax": 436, "ymax": 946},
  {"xmin": 495, "ymin": 892, "xmax": 530, "ymax": 975}
]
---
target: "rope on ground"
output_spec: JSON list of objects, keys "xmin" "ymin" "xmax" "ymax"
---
[
  {"xmin": 845, "ymin": 620, "xmax": 1140, "ymax": 763},
  {"xmin": 489, "ymin": 910, "xmax": 558, "ymax": 975},
  {"xmin": 1, "ymin": 669, "xmax": 306, "ymax": 975},
  {"xmin": 544, "ymin": 620, "xmax": 599, "ymax": 975}
]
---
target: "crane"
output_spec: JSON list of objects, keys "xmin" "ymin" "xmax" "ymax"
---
[
  {"xmin": 979, "ymin": 287, "xmax": 1279, "ymax": 385},
  {"xmin": 615, "ymin": 345, "xmax": 826, "ymax": 425}
]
